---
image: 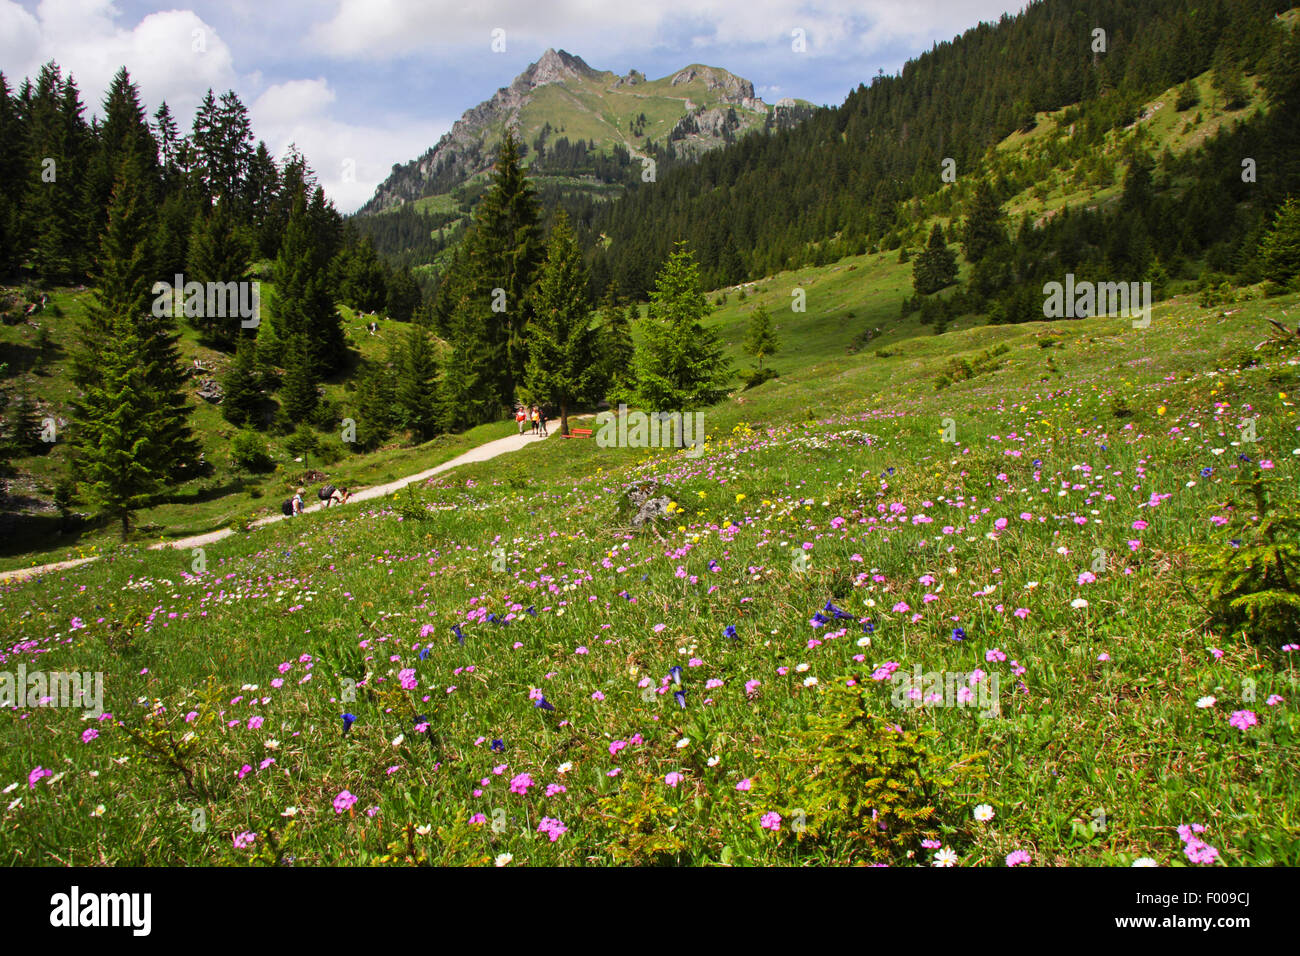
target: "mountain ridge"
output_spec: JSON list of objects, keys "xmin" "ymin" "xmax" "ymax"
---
[{"xmin": 357, "ymin": 48, "xmax": 809, "ymax": 215}]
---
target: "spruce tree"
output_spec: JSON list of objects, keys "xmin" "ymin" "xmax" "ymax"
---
[
  {"xmin": 280, "ymin": 347, "xmax": 319, "ymax": 424},
  {"xmin": 472, "ymin": 132, "xmax": 543, "ymax": 401},
  {"xmin": 221, "ymin": 332, "xmax": 264, "ymax": 427},
  {"xmin": 76, "ymin": 324, "xmax": 160, "ymax": 538},
  {"xmin": 393, "ymin": 320, "xmax": 440, "ymax": 441},
  {"xmin": 524, "ymin": 211, "xmax": 602, "ymax": 436},
  {"xmin": 743, "ymin": 304, "xmax": 780, "ymax": 371},
  {"xmin": 634, "ymin": 242, "xmax": 733, "ymax": 420},
  {"xmin": 961, "ymin": 180, "xmax": 1008, "ymax": 264},
  {"xmin": 351, "ymin": 363, "xmax": 394, "ymax": 450},
  {"xmin": 1261, "ymin": 197, "xmax": 1300, "ymax": 287},
  {"xmin": 597, "ymin": 287, "xmax": 636, "ymax": 405},
  {"xmin": 912, "ymin": 223, "xmax": 959, "ymax": 295},
  {"xmin": 187, "ymin": 198, "xmax": 251, "ymax": 347},
  {"xmin": 71, "ymin": 157, "xmax": 191, "ymax": 535}
]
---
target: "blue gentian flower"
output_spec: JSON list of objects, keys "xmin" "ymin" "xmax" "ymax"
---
[
  {"xmin": 724, "ymin": 625, "xmax": 738, "ymax": 640},
  {"xmin": 862, "ymin": 620, "xmax": 874, "ymax": 634},
  {"xmin": 669, "ymin": 666, "xmax": 683, "ymax": 686},
  {"xmin": 491, "ymin": 739, "xmax": 505, "ymax": 753},
  {"xmin": 525, "ymin": 605, "xmax": 536, "ymax": 616},
  {"xmin": 824, "ymin": 601, "xmax": 852, "ymax": 620},
  {"xmin": 419, "ymin": 646, "xmax": 431, "ymax": 661},
  {"xmin": 533, "ymin": 696, "xmax": 555, "ymax": 712},
  {"xmin": 673, "ymin": 690, "xmax": 687, "ymax": 709},
  {"xmin": 1201, "ymin": 467, "xmax": 1213, "ymax": 478},
  {"xmin": 951, "ymin": 627, "xmax": 966, "ymax": 642},
  {"xmin": 342, "ymin": 713, "xmax": 356, "ymax": 733},
  {"xmin": 452, "ymin": 624, "xmax": 464, "ymax": 645}
]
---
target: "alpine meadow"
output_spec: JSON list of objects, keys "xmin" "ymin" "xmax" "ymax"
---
[{"xmin": 2, "ymin": 0, "xmax": 1300, "ymax": 890}]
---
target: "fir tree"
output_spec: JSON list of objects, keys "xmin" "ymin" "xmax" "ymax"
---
[
  {"xmin": 221, "ymin": 332, "xmax": 264, "ymax": 427},
  {"xmin": 393, "ymin": 320, "xmax": 440, "ymax": 441},
  {"xmin": 597, "ymin": 286, "xmax": 636, "ymax": 404},
  {"xmin": 912, "ymin": 223, "xmax": 959, "ymax": 295},
  {"xmin": 743, "ymin": 304, "xmax": 780, "ymax": 371},
  {"xmin": 186, "ymin": 198, "xmax": 251, "ymax": 347},
  {"xmin": 472, "ymin": 132, "xmax": 543, "ymax": 400},
  {"xmin": 524, "ymin": 211, "xmax": 602, "ymax": 436},
  {"xmin": 634, "ymin": 242, "xmax": 733, "ymax": 421},
  {"xmin": 71, "ymin": 157, "xmax": 191, "ymax": 535},
  {"xmin": 280, "ymin": 347, "xmax": 319, "ymax": 424},
  {"xmin": 961, "ymin": 180, "xmax": 1008, "ymax": 264},
  {"xmin": 351, "ymin": 363, "xmax": 395, "ymax": 450},
  {"xmin": 1260, "ymin": 197, "xmax": 1300, "ymax": 287}
]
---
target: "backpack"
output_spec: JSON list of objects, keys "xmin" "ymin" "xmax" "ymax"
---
[
  {"xmin": 281, "ymin": 498, "xmax": 294, "ymax": 516},
  {"xmin": 319, "ymin": 484, "xmax": 336, "ymax": 501}
]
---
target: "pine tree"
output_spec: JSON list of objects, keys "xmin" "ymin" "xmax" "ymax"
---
[
  {"xmin": 280, "ymin": 347, "xmax": 319, "ymax": 424},
  {"xmin": 187, "ymin": 198, "xmax": 251, "ymax": 347},
  {"xmin": 743, "ymin": 304, "xmax": 780, "ymax": 371},
  {"xmin": 83, "ymin": 68, "xmax": 159, "ymax": 264},
  {"xmin": 351, "ymin": 363, "xmax": 395, "ymax": 450},
  {"xmin": 27, "ymin": 63, "xmax": 91, "ymax": 282},
  {"xmin": 393, "ymin": 320, "xmax": 440, "ymax": 441},
  {"xmin": 472, "ymin": 132, "xmax": 543, "ymax": 400},
  {"xmin": 71, "ymin": 156, "xmax": 190, "ymax": 535},
  {"xmin": 6, "ymin": 384, "xmax": 44, "ymax": 455},
  {"xmin": 597, "ymin": 286, "xmax": 636, "ymax": 404},
  {"xmin": 635, "ymin": 242, "xmax": 733, "ymax": 420},
  {"xmin": 76, "ymin": 324, "xmax": 161, "ymax": 538},
  {"xmin": 221, "ymin": 332, "xmax": 264, "ymax": 426},
  {"xmin": 1261, "ymin": 197, "xmax": 1300, "ymax": 287},
  {"xmin": 386, "ymin": 265, "xmax": 421, "ymax": 321},
  {"xmin": 961, "ymin": 180, "xmax": 1008, "ymax": 264},
  {"xmin": 266, "ymin": 196, "xmax": 344, "ymax": 376},
  {"xmin": 912, "ymin": 223, "xmax": 959, "ymax": 295},
  {"xmin": 524, "ymin": 211, "xmax": 602, "ymax": 436}
]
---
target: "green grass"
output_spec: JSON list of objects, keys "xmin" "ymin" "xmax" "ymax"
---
[
  {"xmin": 0, "ymin": 291, "xmax": 515, "ymax": 571},
  {"xmin": 3, "ymin": 275, "xmax": 1297, "ymax": 865}
]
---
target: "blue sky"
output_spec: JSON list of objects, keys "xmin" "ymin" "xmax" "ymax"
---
[{"xmin": 1, "ymin": 1, "xmax": 1026, "ymax": 212}]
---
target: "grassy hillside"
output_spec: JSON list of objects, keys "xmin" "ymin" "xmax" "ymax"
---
[
  {"xmin": 2, "ymin": 279, "xmax": 1297, "ymax": 865},
  {"xmin": 0, "ymin": 292, "xmax": 518, "ymax": 571}
]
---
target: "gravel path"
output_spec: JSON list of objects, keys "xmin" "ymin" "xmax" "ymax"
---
[{"xmin": 0, "ymin": 426, "xmax": 557, "ymax": 584}]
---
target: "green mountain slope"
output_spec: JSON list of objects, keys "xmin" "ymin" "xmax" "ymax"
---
[{"xmin": 359, "ymin": 49, "xmax": 812, "ymax": 217}]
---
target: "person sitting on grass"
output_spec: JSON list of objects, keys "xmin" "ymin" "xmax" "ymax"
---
[{"xmin": 291, "ymin": 488, "xmax": 305, "ymax": 515}]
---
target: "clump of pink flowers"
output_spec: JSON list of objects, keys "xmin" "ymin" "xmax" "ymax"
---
[{"xmin": 1178, "ymin": 823, "xmax": 1219, "ymax": 865}]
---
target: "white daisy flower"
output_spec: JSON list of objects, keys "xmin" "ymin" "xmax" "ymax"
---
[
  {"xmin": 974, "ymin": 804, "xmax": 995, "ymax": 822},
  {"xmin": 932, "ymin": 847, "xmax": 959, "ymax": 867}
]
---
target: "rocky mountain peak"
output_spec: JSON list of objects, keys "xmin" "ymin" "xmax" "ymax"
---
[{"xmin": 522, "ymin": 49, "xmax": 597, "ymax": 89}]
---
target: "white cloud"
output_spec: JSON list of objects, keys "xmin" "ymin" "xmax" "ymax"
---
[
  {"xmin": 251, "ymin": 79, "xmax": 445, "ymax": 213},
  {"xmin": 308, "ymin": 0, "xmax": 1024, "ymax": 59},
  {"xmin": 0, "ymin": 0, "xmax": 238, "ymax": 118}
]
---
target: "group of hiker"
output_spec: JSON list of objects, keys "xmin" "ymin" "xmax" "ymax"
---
[
  {"xmin": 516, "ymin": 404, "xmax": 548, "ymax": 437},
  {"xmin": 282, "ymin": 483, "xmax": 350, "ymax": 516},
  {"xmin": 280, "ymin": 405, "xmax": 549, "ymax": 520}
]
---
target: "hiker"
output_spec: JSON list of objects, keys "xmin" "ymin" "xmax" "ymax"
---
[
  {"xmin": 516, "ymin": 406, "xmax": 527, "ymax": 435},
  {"xmin": 538, "ymin": 407, "xmax": 549, "ymax": 437},
  {"xmin": 282, "ymin": 487, "xmax": 305, "ymax": 517},
  {"xmin": 332, "ymin": 486, "xmax": 351, "ymax": 506},
  {"xmin": 531, "ymin": 406, "xmax": 540, "ymax": 435}
]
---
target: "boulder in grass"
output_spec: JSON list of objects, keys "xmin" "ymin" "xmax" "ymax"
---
[{"xmin": 196, "ymin": 378, "xmax": 225, "ymax": 403}]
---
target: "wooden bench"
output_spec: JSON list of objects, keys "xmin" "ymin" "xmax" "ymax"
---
[{"xmin": 562, "ymin": 427, "xmax": 594, "ymax": 439}]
